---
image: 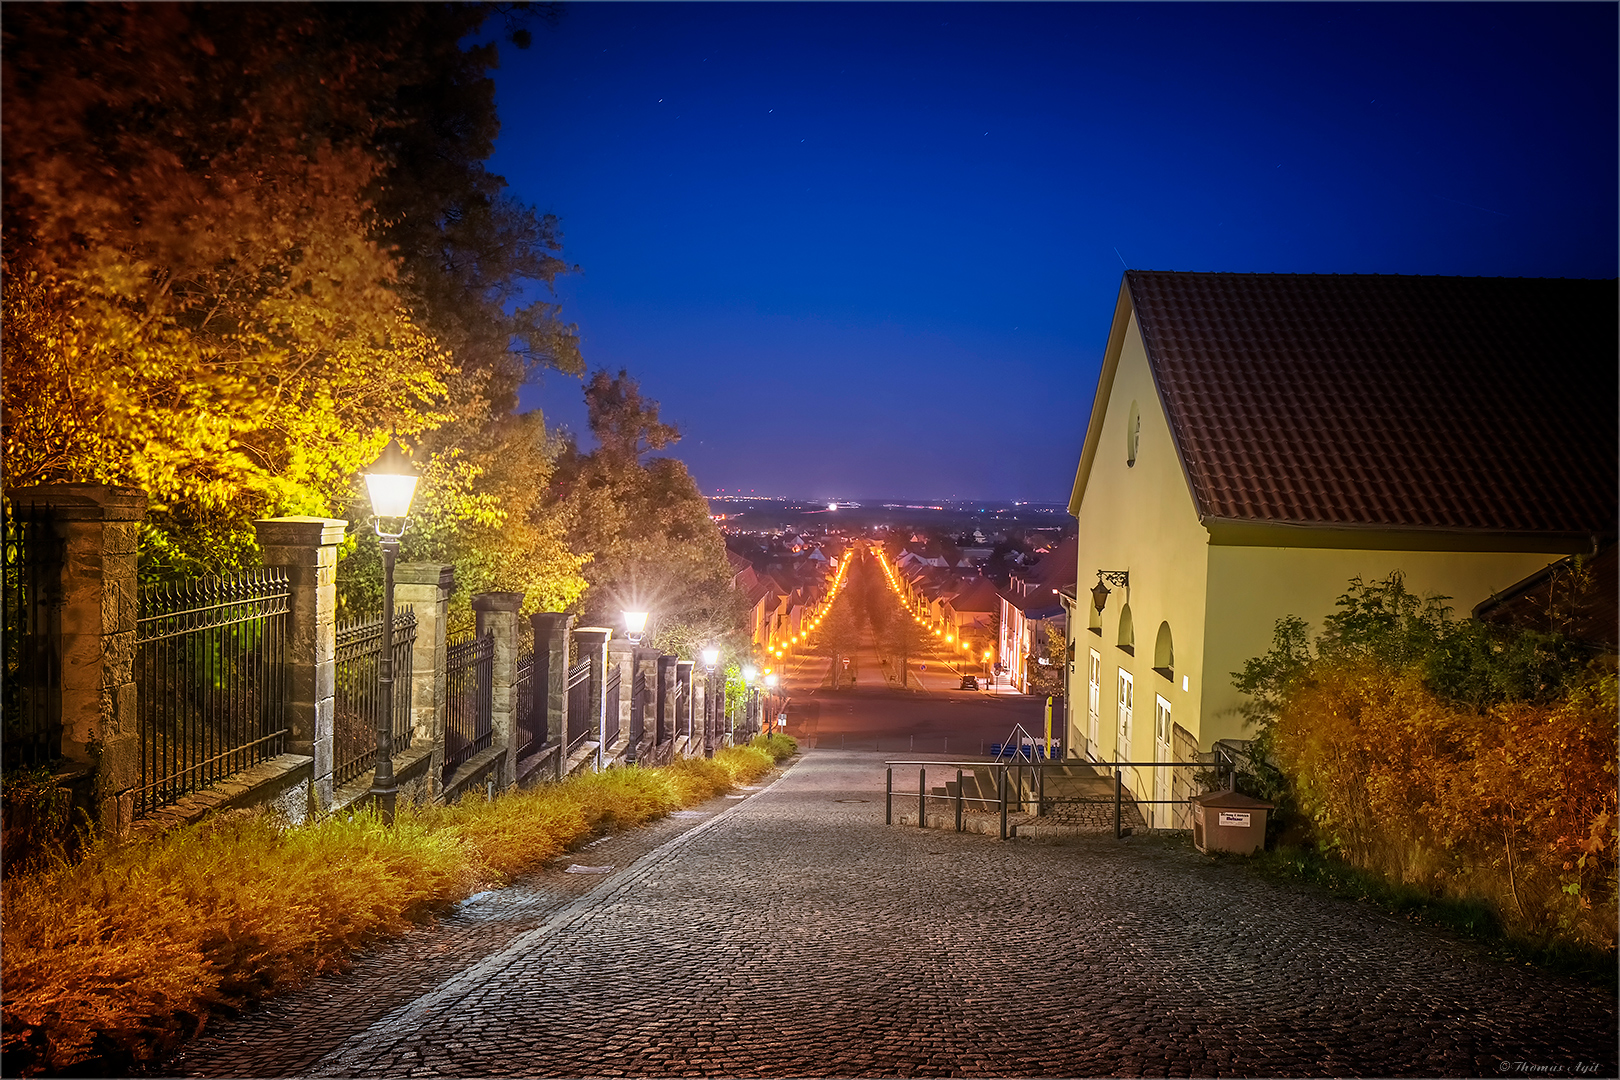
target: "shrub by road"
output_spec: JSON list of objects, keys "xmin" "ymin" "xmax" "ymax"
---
[{"xmin": 1, "ymin": 737, "xmax": 795, "ymax": 1076}]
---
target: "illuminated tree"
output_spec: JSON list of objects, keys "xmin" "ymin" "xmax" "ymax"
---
[
  {"xmin": 550, "ymin": 371, "xmax": 746, "ymax": 656},
  {"xmin": 3, "ymin": 4, "xmax": 582, "ymax": 585}
]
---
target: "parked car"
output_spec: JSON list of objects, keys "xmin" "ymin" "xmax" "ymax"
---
[{"xmin": 959, "ymin": 675, "xmax": 979, "ymax": 690}]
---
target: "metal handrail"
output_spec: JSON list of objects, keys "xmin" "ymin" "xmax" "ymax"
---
[{"xmin": 884, "ymin": 757, "xmax": 1205, "ymax": 840}]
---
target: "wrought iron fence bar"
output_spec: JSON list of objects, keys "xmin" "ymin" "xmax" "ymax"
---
[
  {"xmin": 126, "ymin": 728, "xmax": 292, "ymax": 795},
  {"xmin": 135, "ymin": 569, "xmax": 290, "ymax": 817},
  {"xmin": 137, "ymin": 576, "xmax": 291, "ymax": 643},
  {"xmin": 333, "ymin": 610, "xmax": 415, "ymax": 789},
  {"xmin": 442, "ymin": 630, "xmax": 493, "ymax": 779}
]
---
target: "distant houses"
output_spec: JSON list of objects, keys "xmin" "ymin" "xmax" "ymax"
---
[
  {"xmin": 1061, "ymin": 270, "xmax": 1617, "ymax": 825},
  {"xmin": 726, "ymin": 534, "xmax": 845, "ymax": 655},
  {"xmin": 997, "ymin": 534, "xmax": 1077, "ymax": 693}
]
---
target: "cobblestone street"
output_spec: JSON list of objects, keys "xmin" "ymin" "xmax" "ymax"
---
[{"xmin": 170, "ymin": 750, "xmax": 1616, "ymax": 1078}]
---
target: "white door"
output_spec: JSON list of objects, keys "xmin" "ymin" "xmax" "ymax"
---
[
  {"xmin": 1154, "ymin": 696, "xmax": 1173, "ymax": 829},
  {"xmin": 1087, "ymin": 650, "xmax": 1101, "ymax": 759},
  {"xmin": 1116, "ymin": 669, "xmax": 1134, "ymax": 791}
]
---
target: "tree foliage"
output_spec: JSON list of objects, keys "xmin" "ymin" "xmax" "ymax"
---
[
  {"xmin": 549, "ymin": 371, "xmax": 745, "ymax": 658},
  {"xmin": 4, "ymin": 6, "xmax": 449, "ymax": 530},
  {"xmin": 1231, "ymin": 570, "xmax": 1617, "ymax": 953},
  {"xmin": 3, "ymin": 3, "xmax": 583, "ymax": 588}
]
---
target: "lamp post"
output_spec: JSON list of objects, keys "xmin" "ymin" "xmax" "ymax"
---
[
  {"xmin": 764, "ymin": 672, "xmax": 779, "ymax": 735},
  {"xmin": 623, "ymin": 611, "xmax": 648, "ymax": 765},
  {"xmin": 701, "ymin": 647, "xmax": 719, "ymax": 755},
  {"xmin": 363, "ymin": 438, "xmax": 420, "ymax": 825}
]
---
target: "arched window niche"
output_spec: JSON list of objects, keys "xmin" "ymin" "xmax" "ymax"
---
[
  {"xmin": 1116, "ymin": 603, "xmax": 1135, "ymax": 656},
  {"xmin": 1153, "ymin": 621, "xmax": 1174, "ymax": 681}
]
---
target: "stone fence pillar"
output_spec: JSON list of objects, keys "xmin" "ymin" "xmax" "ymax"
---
[
  {"xmin": 396, "ymin": 563, "xmax": 454, "ymax": 794},
  {"xmin": 474, "ymin": 592, "xmax": 524, "ymax": 789},
  {"xmin": 10, "ymin": 484, "xmax": 146, "ymax": 833},
  {"xmin": 572, "ymin": 628, "xmax": 612, "ymax": 770},
  {"xmin": 255, "ymin": 516, "xmax": 346, "ymax": 815},
  {"xmin": 531, "ymin": 613, "xmax": 574, "ymax": 779}
]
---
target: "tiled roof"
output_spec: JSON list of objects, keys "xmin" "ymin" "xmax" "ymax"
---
[
  {"xmin": 948, "ymin": 579, "xmax": 1002, "ymax": 614},
  {"xmin": 1033, "ymin": 535, "xmax": 1078, "ymax": 589},
  {"xmin": 1127, "ymin": 271, "xmax": 1617, "ymax": 535}
]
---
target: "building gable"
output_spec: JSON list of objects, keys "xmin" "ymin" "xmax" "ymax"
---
[{"xmin": 1072, "ymin": 271, "xmax": 1617, "ymax": 546}]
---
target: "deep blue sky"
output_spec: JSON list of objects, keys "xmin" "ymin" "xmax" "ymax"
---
[{"xmin": 490, "ymin": 2, "xmax": 1617, "ymax": 502}]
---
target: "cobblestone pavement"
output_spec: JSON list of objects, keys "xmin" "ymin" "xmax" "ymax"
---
[{"xmin": 169, "ymin": 751, "xmax": 1615, "ymax": 1078}]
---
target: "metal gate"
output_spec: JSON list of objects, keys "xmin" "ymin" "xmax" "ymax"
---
[
  {"xmin": 2, "ymin": 502, "xmax": 62, "ymax": 768},
  {"xmin": 443, "ymin": 632, "xmax": 493, "ymax": 780},
  {"xmin": 565, "ymin": 659, "xmax": 592, "ymax": 753}
]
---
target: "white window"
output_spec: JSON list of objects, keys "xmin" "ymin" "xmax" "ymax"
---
[
  {"xmin": 1087, "ymin": 649, "xmax": 1101, "ymax": 757},
  {"xmin": 1154, "ymin": 695, "xmax": 1173, "ymax": 829},
  {"xmin": 1117, "ymin": 668, "xmax": 1134, "ymax": 791}
]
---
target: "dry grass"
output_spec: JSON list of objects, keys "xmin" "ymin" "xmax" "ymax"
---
[
  {"xmin": 750, "ymin": 733, "xmax": 798, "ymax": 763},
  {"xmin": 2, "ymin": 810, "xmax": 473, "ymax": 1074},
  {"xmin": 1, "ymin": 749, "xmax": 784, "ymax": 1076},
  {"xmin": 713, "ymin": 744, "xmax": 776, "ymax": 784}
]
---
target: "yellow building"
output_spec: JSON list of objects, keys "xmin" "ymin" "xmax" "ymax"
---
[{"xmin": 1063, "ymin": 271, "xmax": 1616, "ymax": 826}]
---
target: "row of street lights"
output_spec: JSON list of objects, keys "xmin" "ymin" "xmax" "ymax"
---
[
  {"xmin": 871, "ymin": 543, "xmax": 995, "ymax": 685},
  {"xmin": 358, "ymin": 441, "xmax": 776, "ymax": 824}
]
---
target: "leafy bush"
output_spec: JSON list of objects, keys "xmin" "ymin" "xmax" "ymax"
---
[
  {"xmin": 0, "ymin": 753, "xmax": 768, "ymax": 1076},
  {"xmin": 1232, "ymin": 571, "xmax": 1618, "ymax": 958},
  {"xmin": 750, "ymin": 733, "xmax": 798, "ymax": 762}
]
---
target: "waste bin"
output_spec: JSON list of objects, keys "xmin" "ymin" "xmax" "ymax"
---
[{"xmin": 1190, "ymin": 790, "xmax": 1274, "ymax": 856}]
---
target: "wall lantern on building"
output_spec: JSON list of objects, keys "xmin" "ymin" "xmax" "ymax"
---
[
  {"xmin": 1091, "ymin": 570, "xmax": 1130, "ymax": 613},
  {"xmin": 362, "ymin": 437, "xmax": 421, "ymax": 826}
]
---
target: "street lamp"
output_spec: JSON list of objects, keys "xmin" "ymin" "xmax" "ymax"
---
[
  {"xmin": 363, "ymin": 437, "xmax": 420, "ymax": 825},
  {"xmin": 764, "ymin": 672, "xmax": 779, "ymax": 735},
  {"xmin": 623, "ymin": 610, "xmax": 648, "ymax": 646}
]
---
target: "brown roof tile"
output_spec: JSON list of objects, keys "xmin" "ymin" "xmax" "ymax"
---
[{"xmin": 1127, "ymin": 271, "xmax": 1617, "ymax": 535}]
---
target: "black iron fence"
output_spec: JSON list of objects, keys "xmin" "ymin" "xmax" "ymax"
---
[
  {"xmin": 442, "ymin": 632, "xmax": 493, "ymax": 780},
  {"xmin": 630, "ymin": 667, "xmax": 645, "ymax": 748},
  {"xmin": 2, "ymin": 501, "xmax": 62, "ymax": 768},
  {"xmin": 332, "ymin": 610, "xmax": 417, "ymax": 790},
  {"xmin": 565, "ymin": 658, "xmax": 592, "ymax": 754},
  {"xmin": 515, "ymin": 635, "xmax": 541, "ymax": 759},
  {"xmin": 134, "ymin": 571, "xmax": 290, "ymax": 817},
  {"xmin": 604, "ymin": 664, "xmax": 621, "ymax": 748}
]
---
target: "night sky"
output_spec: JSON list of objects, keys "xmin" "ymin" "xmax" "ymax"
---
[{"xmin": 490, "ymin": 3, "xmax": 1617, "ymax": 503}]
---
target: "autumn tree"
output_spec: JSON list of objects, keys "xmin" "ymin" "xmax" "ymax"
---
[
  {"xmin": 4, "ymin": 4, "xmax": 584, "ymax": 594},
  {"xmin": 821, "ymin": 595, "xmax": 863, "ymax": 691},
  {"xmin": 549, "ymin": 370, "xmax": 747, "ymax": 657}
]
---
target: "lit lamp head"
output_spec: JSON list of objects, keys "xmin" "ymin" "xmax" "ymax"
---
[
  {"xmin": 701, "ymin": 646, "xmax": 719, "ymax": 671},
  {"xmin": 364, "ymin": 437, "xmax": 420, "ymax": 538},
  {"xmin": 764, "ymin": 673, "xmax": 778, "ymax": 690},
  {"xmin": 742, "ymin": 664, "xmax": 757, "ymax": 685},
  {"xmin": 623, "ymin": 610, "xmax": 649, "ymax": 646}
]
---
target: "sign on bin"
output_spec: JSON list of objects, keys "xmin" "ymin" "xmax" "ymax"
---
[{"xmin": 1218, "ymin": 811, "xmax": 1252, "ymax": 827}]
